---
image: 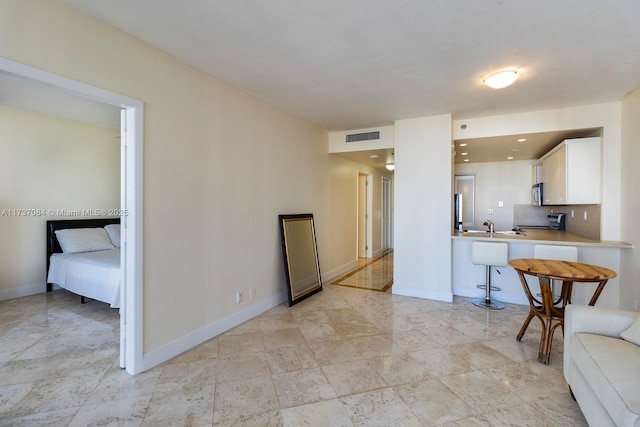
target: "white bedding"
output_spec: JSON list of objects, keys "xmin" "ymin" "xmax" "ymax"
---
[{"xmin": 47, "ymin": 249, "xmax": 121, "ymax": 308}]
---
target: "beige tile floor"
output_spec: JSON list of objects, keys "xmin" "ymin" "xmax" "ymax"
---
[
  {"xmin": 0, "ymin": 263, "xmax": 588, "ymax": 426},
  {"xmin": 333, "ymin": 252, "xmax": 394, "ymax": 292}
]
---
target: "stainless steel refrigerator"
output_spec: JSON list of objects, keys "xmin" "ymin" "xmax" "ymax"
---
[{"xmin": 454, "ymin": 193, "xmax": 463, "ymax": 232}]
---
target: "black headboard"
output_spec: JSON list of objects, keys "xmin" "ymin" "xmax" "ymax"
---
[{"xmin": 46, "ymin": 218, "xmax": 120, "ymax": 291}]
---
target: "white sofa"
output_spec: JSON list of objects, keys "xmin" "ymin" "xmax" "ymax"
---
[{"xmin": 564, "ymin": 304, "xmax": 640, "ymax": 426}]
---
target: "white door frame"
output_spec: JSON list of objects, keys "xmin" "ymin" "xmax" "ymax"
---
[
  {"xmin": 0, "ymin": 57, "xmax": 144, "ymax": 375},
  {"xmin": 357, "ymin": 171, "xmax": 373, "ymax": 258},
  {"xmin": 381, "ymin": 176, "xmax": 393, "ymax": 249}
]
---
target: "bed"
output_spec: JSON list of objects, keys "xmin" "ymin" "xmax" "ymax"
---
[{"xmin": 46, "ymin": 218, "xmax": 121, "ymax": 308}]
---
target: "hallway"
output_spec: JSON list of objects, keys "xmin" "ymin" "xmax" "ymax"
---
[{"xmin": 332, "ymin": 251, "xmax": 394, "ymax": 292}]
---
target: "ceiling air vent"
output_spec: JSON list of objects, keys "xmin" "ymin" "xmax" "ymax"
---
[{"xmin": 345, "ymin": 131, "xmax": 380, "ymax": 143}]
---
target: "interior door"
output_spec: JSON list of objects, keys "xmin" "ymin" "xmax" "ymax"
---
[
  {"xmin": 382, "ymin": 177, "xmax": 392, "ymax": 249},
  {"xmin": 358, "ymin": 174, "xmax": 368, "ymax": 257}
]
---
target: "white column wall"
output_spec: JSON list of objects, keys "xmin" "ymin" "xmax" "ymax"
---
[
  {"xmin": 393, "ymin": 114, "xmax": 453, "ymax": 302},
  {"xmin": 620, "ymin": 87, "xmax": 640, "ymax": 311}
]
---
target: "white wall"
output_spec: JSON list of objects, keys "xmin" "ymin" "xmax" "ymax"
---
[
  {"xmin": 620, "ymin": 87, "xmax": 640, "ymax": 311},
  {"xmin": 455, "ymin": 160, "xmax": 533, "ymax": 230},
  {"xmin": 328, "ymin": 125, "xmax": 394, "ymax": 153},
  {"xmin": 393, "ymin": 114, "xmax": 453, "ymax": 302},
  {"xmin": 0, "ymin": 1, "xmax": 363, "ymax": 363},
  {"xmin": 0, "ymin": 105, "xmax": 119, "ymax": 299}
]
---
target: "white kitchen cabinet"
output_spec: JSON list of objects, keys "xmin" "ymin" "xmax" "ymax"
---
[
  {"xmin": 531, "ymin": 164, "xmax": 543, "ymax": 185},
  {"xmin": 542, "ymin": 137, "xmax": 601, "ymax": 205},
  {"xmin": 543, "ymin": 145, "xmax": 567, "ymax": 204}
]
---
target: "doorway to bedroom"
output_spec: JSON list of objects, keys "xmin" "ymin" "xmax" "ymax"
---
[{"xmin": 0, "ymin": 58, "xmax": 143, "ymax": 375}]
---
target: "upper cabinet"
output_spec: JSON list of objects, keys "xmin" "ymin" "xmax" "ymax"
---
[
  {"xmin": 541, "ymin": 137, "xmax": 601, "ymax": 205},
  {"xmin": 531, "ymin": 165, "xmax": 543, "ymax": 185}
]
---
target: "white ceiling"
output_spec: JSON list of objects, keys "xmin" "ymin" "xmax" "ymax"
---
[
  {"xmin": 5, "ymin": 2, "xmax": 640, "ymax": 168},
  {"xmin": 453, "ymin": 128, "xmax": 601, "ymax": 164},
  {"xmin": 62, "ymin": 0, "xmax": 640, "ymax": 131}
]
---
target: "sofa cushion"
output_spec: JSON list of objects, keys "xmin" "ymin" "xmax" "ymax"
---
[
  {"xmin": 621, "ymin": 316, "xmax": 640, "ymax": 346},
  {"xmin": 572, "ymin": 333, "xmax": 640, "ymax": 426}
]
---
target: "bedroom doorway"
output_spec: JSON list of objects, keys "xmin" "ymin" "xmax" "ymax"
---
[
  {"xmin": 0, "ymin": 57, "xmax": 144, "ymax": 375},
  {"xmin": 357, "ymin": 171, "xmax": 373, "ymax": 259},
  {"xmin": 382, "ymin": 176, "xmax": 392, "ymax": 250}
]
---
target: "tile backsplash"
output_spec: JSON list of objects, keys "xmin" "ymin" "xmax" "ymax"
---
[
  {"xmin": 513, "ymin": 205, "xmax": 551, "ymax": 226},
  {"xmin": 553, "ymin": 204, "xmax": 601, "ymax": 239},
  {"xmin": 513, "ymin": 204, "xmax": 601, "ymax": 239}
]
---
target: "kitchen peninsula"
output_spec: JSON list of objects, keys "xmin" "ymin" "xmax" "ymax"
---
[{"xmin": 452, "ymin": 230, "xmax": 632, "ymax": 310}]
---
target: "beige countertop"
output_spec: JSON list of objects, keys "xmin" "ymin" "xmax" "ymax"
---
[{"xmin": 452, "ymin": 229, "xmax": 632, "ymax": 249}]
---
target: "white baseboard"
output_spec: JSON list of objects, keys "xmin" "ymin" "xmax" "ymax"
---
[
  {"xmin": 142, "ymin": 291, "xmax": 287, "ymax": 372},
  {"xmin": 322, "ymin": 259, "xmax": 358, "ymax": 283},
  {"xmin": 392, "ymin": 285, "xmax": 453, "ymax": 303},
  {"xmin": 453, "ymin": 286, "xmax": 528, "ymax": 306},
  {"xmin": 0, "ymin": 282, "xmax": 46, "ymax": 301}
]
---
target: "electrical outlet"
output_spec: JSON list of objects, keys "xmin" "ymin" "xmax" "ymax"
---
[
  {"xmin": 250, "ymin": 288, "xmax": 256, "ymax": 299},
  {"xmin": 498, "ymin": 201, "xmax": 503, "ymax": 207},
  {"xmin": 235, "ymin": 291, "xmax": 243, "ymax": 304},
  {"xmin": 583, "ymin": 211, "xmax": 588, "ymax": 221}
]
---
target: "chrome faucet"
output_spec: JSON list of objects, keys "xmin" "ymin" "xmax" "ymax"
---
[{"xmin": 483, "ymin": 219, "xmax": 495, "ymax": 233}]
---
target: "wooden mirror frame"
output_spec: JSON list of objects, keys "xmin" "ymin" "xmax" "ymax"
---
[{"xmin": 278, "ymin": 213, "xmax": 322, "ymax": 306}]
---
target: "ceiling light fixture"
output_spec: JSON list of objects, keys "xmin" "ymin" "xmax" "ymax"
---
[
  {"xmin": 517, "ymin": 138, "xmax": 527, "ymax": 142},
  {"xmin": 459, "ymin": 143, "xmax": 468, "ymax": 147},
  {"xmin": 385, "ymin": 163, "xmax": 395, "ymax": 171},
  {"xmin": 483, "ymin": 69, "xmax": 519, "ymax": 89}
]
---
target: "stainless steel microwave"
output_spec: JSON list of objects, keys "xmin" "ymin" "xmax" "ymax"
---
[{"xmin": 532, "ymin": 183, "xmax": 543, "ymax": 206}]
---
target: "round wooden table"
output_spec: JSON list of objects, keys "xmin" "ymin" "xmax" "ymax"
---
[{"xmin": 508, "ymin": 258, "xmax": 617, "ymax": 364}]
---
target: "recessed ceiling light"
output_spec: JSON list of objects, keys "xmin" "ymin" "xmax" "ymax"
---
[
  {"xmin": 459, "ymin": 143, "xmax": 468, "ymax": 147},
  {"xmin": 370, "ymin": 154, "xmax": 379, "ymax": 159},
  {"xmin": 464, "ymin": 159, "xmax": 470, "ymax": 162},
  {"xmin": 483, "ymin": 69, "xmax": 519, "ymax": 89},
  {"xmin": 517, "ymin": 138, "xmax": 527, "ymax": 142},
  {"xmin": 461, "ymin": 152, "xmax": 468, "ymax": 156},
  {"xmin": 507, "ymin": 156, "xmax": 514, "ymax": 160}
]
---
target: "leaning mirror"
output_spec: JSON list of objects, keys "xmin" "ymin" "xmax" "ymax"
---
[{"xmin": 279, "ymin": 214, "xmax": 322, "ymax": 306}]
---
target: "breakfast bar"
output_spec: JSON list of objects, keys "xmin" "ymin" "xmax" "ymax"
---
[{"xmin": 451, "ymin": 230, "xmax": 631, "ymax": 310}]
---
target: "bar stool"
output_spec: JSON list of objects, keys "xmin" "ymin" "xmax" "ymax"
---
[{"xmin": 471, "ymin": 241, "xmax": 508, "ymax": 310}]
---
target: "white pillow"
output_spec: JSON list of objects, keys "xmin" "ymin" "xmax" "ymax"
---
[
  {"xmin": 104, "ymin": 224, "xmax": 121, "ymax": 248},
  {"xmin": 55, "ymin": 228, "xmax": 114, "ymax": 254},
  {"xmin": 621, "ymin": 317, "xmax": 640, "ymax": 346}
]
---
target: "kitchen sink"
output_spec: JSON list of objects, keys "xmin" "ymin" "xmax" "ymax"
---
[{"xmin": 462, "ymin": 229, "xmax": 521, "ymax": 235}]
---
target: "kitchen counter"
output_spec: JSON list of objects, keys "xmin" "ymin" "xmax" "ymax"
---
[
  {"xmin": 452, "ymin": 229, "xmax": 632, "ymax": 249},
  {"xmin": 452, "ymin": 229, "xmax": 629, "ymax": 309}
]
